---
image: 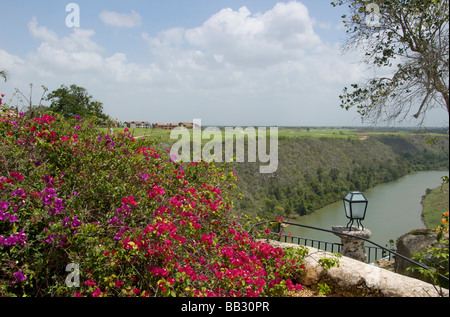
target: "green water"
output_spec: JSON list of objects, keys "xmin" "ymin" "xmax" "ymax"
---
[{"xmin": 283, "ymin": 170, "xmax": 449, "ymax": 248}]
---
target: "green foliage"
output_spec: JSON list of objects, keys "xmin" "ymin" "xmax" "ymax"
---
[
  {"xmin": 421, "ymin": 182, "xmax": 449, "ymax": 230},
  {"xmin": 47, "ymin": 84, "xmax": 112, "ymax": 125},
  {"xmin": 318, "ymin": 254, "xmax": 342, "ymax": 271},
  {"xmin": 408, "ymin": 211, "xmax": 449, "ymax": 294},
  {"xmin": 332, "ymin": 0, "xmax": 449, "ymax": 123},
  {"xmin": 316, "ymin": 255, "xmax": 342, "ymax": 296},
  {"xmin": 317, "ymin": 283, "xmax": 331, "ymax": 296}
]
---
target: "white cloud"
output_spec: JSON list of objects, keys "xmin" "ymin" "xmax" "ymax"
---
[
  {"xmin": 99, "ymin": 10, "xmax": 142, "ymax": 28},
  {"xmin": 2, "ymin": 17, "xmax": 155, "ymax": 105},
  {"xmin": 141, "ymin": 3, "xmax": 358, "ymax": 94},
  {"xmin": 28, "ymin": 17, "xmax": 101, "ymax": 54},
  {"xmin": 182, "ymin": 2, "xmax": 322, "ymax": 68},
  {"xmin": 0, "ymin": 50, "xmax": 25, "ymax": 71},
  {"xmin": 25, "ymin": 18, "xmax": 104, "ymax": 74},
  {"xmin": 1, "ymin": 3, "xmax": 379, "ymax": 126},
  {"xmin": 27, "ymin": 17, "xmax": 59, "ymax": 43}
]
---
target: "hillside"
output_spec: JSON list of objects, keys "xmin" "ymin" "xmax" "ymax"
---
[
  {"xmin": 421, "ymin": 182, "xmax": 450, "ymax": 230},
  {"xmin": 128, "ymin": 127, "xmax": 449, "ymax": 219},
  {"xmin": 229, "ymin": 134, "xmax": 449, "ymax": 219}
]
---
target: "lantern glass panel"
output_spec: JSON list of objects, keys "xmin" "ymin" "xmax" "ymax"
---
[
  {"xmin": 351, "ymin": 202, "xmax": 366, "ymax": 219},
  {"xmin": 344, "ymin": 200, "xmax": 351, "ymax": 218},
  {"xmin": 351, "ymin": 193, "xmax": 366, "ymax": 202}
]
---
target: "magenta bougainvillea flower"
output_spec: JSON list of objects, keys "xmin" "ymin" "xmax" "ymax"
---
[{"xmin": 0, "ymin": 108, "xmax": 306, "ymax": 297}]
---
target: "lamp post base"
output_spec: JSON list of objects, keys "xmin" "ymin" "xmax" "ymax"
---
[{"xmin": 332, "ymin": 225, "xmax": 372, "ymax": 262}]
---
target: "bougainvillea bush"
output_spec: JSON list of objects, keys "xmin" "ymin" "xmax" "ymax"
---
[{"xmin": 0, "ymin": 95, "xmax": 307, "ymax": 297}]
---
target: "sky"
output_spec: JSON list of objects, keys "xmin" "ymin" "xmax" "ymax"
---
[{"xmin": 0, "ymin": 0, "xmax": 447, "ymax": 127}]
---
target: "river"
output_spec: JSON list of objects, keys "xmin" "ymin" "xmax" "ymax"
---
[{"xmin": 283, "ymin": 170, "xmax": 449, "ymax": 248}]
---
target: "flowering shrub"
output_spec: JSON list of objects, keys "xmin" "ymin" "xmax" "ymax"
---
[
  {"xmin": 409, "ymin": 210, "xmax": 449, "ymax": 293},
  {"xmin": 0, "ymin": 95, "xmax": 307, "ymax": 297}
]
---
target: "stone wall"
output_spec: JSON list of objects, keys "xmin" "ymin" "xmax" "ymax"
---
[{"xmin": 268, "ymin": 240, "xmax": 449, "ymax": 297}]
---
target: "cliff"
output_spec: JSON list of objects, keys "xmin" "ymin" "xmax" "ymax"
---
[{"xmin": 230, "ymin": 134, "xmax": 449, "ymax": 218}]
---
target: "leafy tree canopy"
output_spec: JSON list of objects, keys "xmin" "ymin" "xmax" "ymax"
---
[
  {"xmin": 47, "ymin": 84, "xmax": 112, "ymax": 125},
  {"xmin": 332, "ymin": 0, "xmax": 449, "ymax": 125}
]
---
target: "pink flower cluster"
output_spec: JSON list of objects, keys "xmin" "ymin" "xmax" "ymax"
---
[
  {"xmin": 0, "ymin": 230, "xmax": 27, "ymax": 247},
  {"xmin": 0, "ymin": 110, "xmax": 307, "ymax": 297}
]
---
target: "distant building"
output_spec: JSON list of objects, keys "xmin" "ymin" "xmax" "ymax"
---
[
  {"xmin": 0, "ymin": 108, "xmax": 19, "ymax": 119},
  {"xmin": 124, "ymin": 121, "xmax": 151, "ymax": 129},
  {"xmin": 152, "ymin": 122, "xmax": 195, "ymax": 130},
  {"xmin": 152, "ymin": 122, "xmax": 169, "ymax": 129},
  {"xmin": 179, "ymin": 122, "xmax": 193, "ymax": 128}
]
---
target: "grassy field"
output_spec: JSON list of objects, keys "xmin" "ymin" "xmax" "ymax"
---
[
  {"xmin": 421, "ymin": 181, "xmax": 449, "ymax": 230},
  {"xmin": 277, "ymin": 127, "xmax": 417, "ymax": 140},
  {"xmin": 103, "ymin": 126, "xmax": 440, "ymax": 145}
]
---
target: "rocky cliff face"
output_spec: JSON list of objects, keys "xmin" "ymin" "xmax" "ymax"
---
[{"xmin": 396, "ymin": 229, "xmax": 449, "ymax": 283}]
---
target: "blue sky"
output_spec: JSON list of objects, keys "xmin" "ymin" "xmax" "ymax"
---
[{"xmin": 0, "ymin": 1, "xmax": 446, "ymax": 127}]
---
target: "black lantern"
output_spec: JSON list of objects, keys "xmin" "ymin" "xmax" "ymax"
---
[{"xmin": 343, "ymin": 191, "xmax": 368, "ymax": 230}]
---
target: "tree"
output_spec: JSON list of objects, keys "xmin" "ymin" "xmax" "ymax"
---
[
  {"xmin": 0, "ymin": 70, "xmax": 7, "ymax": 82},
  {"xmin": 332, "ymin": 0, "xmax": 449, "ymax": 124},
  {"xmin": 47, "ymin": 84, "xmax": 111, "ymax": 124}
]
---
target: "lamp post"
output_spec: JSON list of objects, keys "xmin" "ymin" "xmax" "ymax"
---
[
  {"xmin": 343, "ymin": 191, "xmax": 368, "ymax": 230},
  {"xmin": 332, "ymin": 191, "xmax": 371, "ymax": 262}
]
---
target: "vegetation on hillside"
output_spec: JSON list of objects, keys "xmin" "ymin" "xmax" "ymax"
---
[
  {"xmin": 116, "ymin": 127, "xmax": 449, "ymax": 219},
  {"xmin": 231, "ymin": 134, "xmax": 449, "ymax": 218},
  {"xmin": 421, "ymin": 182, "xmax": 449, "ymax": 230}
]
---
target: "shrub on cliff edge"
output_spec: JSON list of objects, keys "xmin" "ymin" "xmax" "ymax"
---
[{"xmin": 0, "ymin": 94, "xmax": 307, "ymax": 297}]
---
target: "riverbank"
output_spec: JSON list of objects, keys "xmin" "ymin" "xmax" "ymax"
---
[
  {"xmin": 282, "ymin": 171, "xmax": 449, "ymax": 248},
  {"xmin": 232, "ymin": 133, "xmax": 449, "ymax": 219},
  {"xmin": 124, "ymin": 128, "xmax": 449, "ymax": 221},
  {"xmin": 421, "ymin": 181, "xmax": 449, "ymax": 230}
]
